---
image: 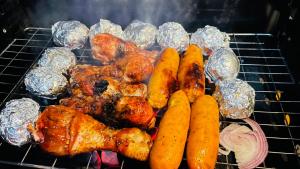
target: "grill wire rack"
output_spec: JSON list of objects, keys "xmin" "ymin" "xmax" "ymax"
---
[{"xmin": 1, "ymin": 27, "xmax": 300, "ymax": 169}]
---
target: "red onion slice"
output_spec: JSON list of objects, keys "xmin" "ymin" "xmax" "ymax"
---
[
  {"xmin": 101, "ymin": 150, "xmax": 120, "ymax": 167},
  {"xmin": 219, "ymin": 118, "xmax": 268, "ymax": 169}
]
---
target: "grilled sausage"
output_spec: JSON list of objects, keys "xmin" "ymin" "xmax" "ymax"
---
[
  {"xmin": 187, "ymin": 95, "xmax": 219, "ymax": 169},
  {"xmin": 147, "ymin": 48, "xmax": 180, "ymax": 109},
  {"xmin": 178, "ymin": 44, "xmax": 205, "ymax": 103},
  {"xmin": 149, "ymin": 90, "xmax": 190, "ymax": 169}
]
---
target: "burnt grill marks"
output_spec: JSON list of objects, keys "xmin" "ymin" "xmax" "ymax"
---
[
  {"xmin": 116, "ymin": 43, "xmax": 125, "ymax": 59},
  {"xmin": 94, "ymin": 80, "xmax": 109, "ymax": 94},
  {"xmin": 184, "ymin": 63, "xmax": 204, "ymax": 90},
  {"xmin": 163, "ymin": 69, "xmax": 179, "ymax": 95}
]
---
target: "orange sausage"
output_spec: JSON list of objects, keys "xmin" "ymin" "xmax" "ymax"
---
[
  {"xmin": 147, "ymin": 48, "xmax": 180, "ymax": 109},
  {"xmin": 187, "ymin": 95, "xmax": 219, "ymax": 169},
  {"xmin": 178, "ymin": 44, "xmax": 205, "ymax": 103},
  {"xmin": 150, "ymin": 90, "xmax": 190, "ymax": 169}
]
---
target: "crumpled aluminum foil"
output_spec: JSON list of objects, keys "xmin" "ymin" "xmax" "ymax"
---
[
  {"xmin": 213, "ymin": 79, "xmax": 256, "ymax": 119},
  {"xmin": 124, "ymin": 20, "xmax": 157, "ymax": 49},
  {"xmin": 205, "ymin": 47, "xmax": 240, "ymax": 83},
  {"xmin": 24, "ymin": 67, "xmax": 67, "ymax": 99},
  {"xmin": 190, "ymin": 25, "xmax": 230, "ymax": 55},
  {"xmin": 89, "ymin": 23, "xmax": 101, "ymax": 44},
  {"xmin": 52, "ymin": 20, "xmax": 89, "ymax": 49},
  {"xmin": 37, "ymin": 47, "xmax": 76, "ymax": 74},
  {"xmin": 89, "ymin": 19, "xmax": 124, "ymax": 42},
  {"xmin": 157, "ymin": 22, "xmax": 189, "ymax": 51},
  {"xmin": 0, "ymin": 98, "xmax": 40, "ymax": 146}
]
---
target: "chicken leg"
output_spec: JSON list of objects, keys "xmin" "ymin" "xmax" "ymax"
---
[{"xmin": 33, "ymin": 105, "xmax": 152, "ymax": 161}]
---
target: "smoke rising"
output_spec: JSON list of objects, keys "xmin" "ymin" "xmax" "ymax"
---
[
  {"xmin": 22, "ymin": 0, "xmax": 267, "ymax": 32},
  {"xmin": 25, "ymin": 0, "xmax": 197, "ymax": 28}
]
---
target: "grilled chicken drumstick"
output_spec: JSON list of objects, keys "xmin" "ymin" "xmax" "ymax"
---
[
  {"xmin": 115, "ymin": 96, "xmax": 156, "ymax": 129},
  {"xmin": 91, "ymin": 33, "xmax": 158, "ymax": 65},
  {"xmin": 60, "ymin": 96, "xmax": 155, "ymax": 129},
  {"xmin": 69, "ymin": 65, "xmax": 149, "ymax": 97},
  {"xmin": 31, "ymin": 105, "xmax": 152, "ymax": 161}
]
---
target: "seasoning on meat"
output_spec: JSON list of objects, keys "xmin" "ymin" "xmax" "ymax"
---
[{"xmin": 31, "ymin": 105, "xmax": 152, "ymax": 161}]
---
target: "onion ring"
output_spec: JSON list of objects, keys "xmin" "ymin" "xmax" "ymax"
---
[{"xmin": 219, "ymin": 118, "xmax": 268, "ymax": 169}]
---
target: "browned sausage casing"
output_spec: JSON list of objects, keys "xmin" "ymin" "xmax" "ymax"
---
[
  {"xmin": 149, "ymin": 90, "xmax": 191, "ymax": 169},
  {"xmin": 147, "ymin": 48, "xmax": 180, "ymax": 109},
  {"xmin": 178, "ymin": 44, "xmax": 205, "ymax": 103},
  {"xmin": 187, "ymin": 95, "xmax": 219, "ymax": 169}
]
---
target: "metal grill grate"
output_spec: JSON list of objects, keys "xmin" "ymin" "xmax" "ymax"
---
[{"xmin": 0, "ymin": 27, "xmax": 300, "ymax": 169}]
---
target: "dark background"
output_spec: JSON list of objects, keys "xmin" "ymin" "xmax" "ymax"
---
[{"xmin": 0, "ymin": 0, "xmax": 299, "ymax": 81}]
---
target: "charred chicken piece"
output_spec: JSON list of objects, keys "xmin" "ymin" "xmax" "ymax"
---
[
  {"xmin": 69, "ymin": 64, "xmax": 122, "ymax": 96},
  {"xmin": 115, "ymin": 51, "xmax": 154, "ymax": 82},
  {"xmin": 91, "ymin": 33, "xmax": 159, "ymax": 65},
  {"xmin": 59, "ymin": 95, "xmax": 107, "ymax": 115},
  {"xmin": 119, "ymin": 83, "xmax": 147, "ymax": 98},
  {"xmin": 60, "ymin": 96, "xmax": 155, "ymax": 129},
  {"xmin": 116, "ymin": 128, "xmax": 153, "ymax": 161},
  {"xmin": 115, "ymin": 96, "xmax": 156, "ymax": 129},
  {"xmin": 70, "ymin": 65, "xmax": 148, "ymax": 98},
  {"xmin": 91, "ymin": 33, "xmax": 136, "ymax": 64},
  {"xmin": 33, "ymin": 105, "xmax": 152, "ymax": 161}
]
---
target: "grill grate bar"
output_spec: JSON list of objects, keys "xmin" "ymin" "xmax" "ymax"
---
[
  {"xmin": 0, "ymin": 82, "xmax": 13, "ymax": 85},
  {"xmin": 0, "ymin": 160, "xmax": 57, "ymax": 169},
  {"xmin": 240, "ymin": 63, "xmax": 286, "ymax": 67},
  {"xmin": 20, "ymin": 145, "xmax": 32, "ymax": 164},
  {"xmin": 265, "ymin": 137, "xmax": 300, "ymax": 141},
  {"xmin": 238, "ymin": 56, "xmax": 284, "ymax": 59},
  {"xmin": 0, "ymin": 30, "xmax": 53, "ymax": 108},
  {"xmin": 255, "ymin": 36, "xmax": 297, "ymax": 156},
  {"xmin": 51, "ymin": 158, "xmax": 57, "ymax": 168},
  {"xmin": 85, "ymin": 154, "xmax": 93, "ymax": 169},
  {"xmin": 0, "ymin": 29, "xmax": 38, "ymax": 76},
  {"xmin": 231, "ymin": 47, "xmax": 280, "ymax": 51},
  {"xmin": 0, "ymin": 73, "xmax": 22, "ymax": 77},
  {"xmin": 0, "ymin": 57, "xmax": 35, "ymax": 62},
  {"xmin": 10, "ymin": 44, "xmax": 46, "ymax": 48},
  {"xmin": 241, "ymin": 72, "xmax": 290, "ymax": 75},
  {"xmin": 4, "ymin": 50, "xmax": 40, "ymax": 55},
  {"xmin": 216, "ymin": 162, "xmax": 275, "ymax": 169}
]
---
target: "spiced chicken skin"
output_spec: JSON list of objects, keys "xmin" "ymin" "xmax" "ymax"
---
[{"xmin": 32, "ymin": 105, "xmax": 152, "ymax": 161}]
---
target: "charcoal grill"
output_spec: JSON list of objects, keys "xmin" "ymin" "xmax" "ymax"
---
[
  {"xmin": 1, "ymin": 0, "xmax": 300, "ymax": 168},
  {"xmin": 0, "ymin": 27, "xmax": 300, "ymax": 169}
]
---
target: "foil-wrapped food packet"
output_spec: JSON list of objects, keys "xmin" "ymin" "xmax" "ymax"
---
[
  {"xmin": 0, "ymin": 98, "xmax": 40, "ymax": 146},
  {"xmin": 205, "ymin": 47, "xmax": 240, "ymax": 83},
  {"xmin": 213, "ymin": 79, "xmax": 256, "ymax": 119},
  {"xmin": 190, "ymin": 25, "xmax": 230, "ymax": 55},
  {"xmin": 52, "ymin": 20, "xmax": 89, "ymax": 49},
  {"xmin": 37, "ymin": 47, "xmax": 76, "ymax": 74},
  {"xmin": 89, "ymin": 19, "xmax": 124, "ymax": 42},
  {"xmin": 124, "ymin": 20, "xmax": 157, "ymax": 49},
  {"xmin": 24, "ymin": 67, "xmax": 67, "ymax": 99},
  {"xmin": 157, "ymin": 22, "xmax": 189, "ymax": 51}
]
